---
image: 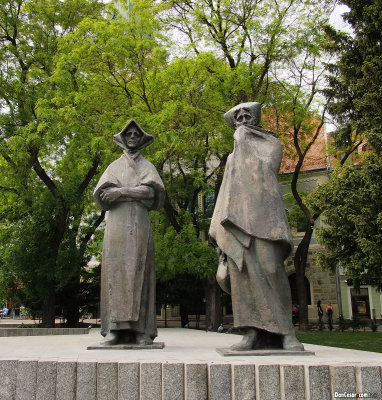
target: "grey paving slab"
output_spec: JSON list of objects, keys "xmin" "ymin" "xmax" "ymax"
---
[
  {"xmin": 185, "ymin": 363, "xmax": 208, "ymax": 400},
  {"xmin": 56, "ymin": 361, "xmax": 77, "ymax": 400},
  {"xmin": 0, "ymin": 360, "xmax": 17, "ymax": 400},
  {"xmin": 283, "ymin": 365, "xmax": 305, "ymax": 400},
  {"xmin": 309, "ymin": 365, "xmax": 331, "ymax": 400},
  {"xmin": 15, "ymin": 360, "xmax": 38, "ymax": 400},
  {"xmin": 119, "ymin": 362, "xmax": 140, "ymax": 400},
  {"xmin": 258, "ymin": 365, "xmax": 280, "ymax": 399},
  {"xmin": 209, "ymin": 364, "xmax": 232, "ymax": 400},
  {"xmin": 0, "ymin": 327, "xmax": 380, "ymax": 400},
  {"xmin": 76, "ymin": 361, "xmax": 97, "ymax": 400},
  {"xmin": 331, "ymin": 365, "xmax": 356, "ymax": 395},
  {"xmin": 97, "ymin": 362, "xmax": 118, "ymax": 400},
  {"xmin": 0, "ymin": 328, "xmax": 89, "ymax": 337},
  {"xmin": 140, "ymin": 362, "xmax": 162, "ymax": 400},
  {"xmin": 163, "ymin": 363, "xmax": 184, "ymax": 400},
  {"xmin": 359, "ymin": 366, "xmax": 382, "ymax": 398},
  {"xmin": 232, "ymin": 364, "xmax": 255, "ymax": 400},
  {"xmin": 36, "ymin": 360, "xmax": 57, "ymax": 400}
]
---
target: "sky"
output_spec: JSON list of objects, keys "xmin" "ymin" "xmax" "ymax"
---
[{"xmin": 329, "ymin": 4, "xmax": 352, "ymax": 33}]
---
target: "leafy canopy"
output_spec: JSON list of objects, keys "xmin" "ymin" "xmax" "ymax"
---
[{"xmin": 310, "ymin": 154, "xmax": 382, "ymax": 291}]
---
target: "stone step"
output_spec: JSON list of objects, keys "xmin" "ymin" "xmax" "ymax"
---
[
  {"xmin": 0, "ymin": 328, "xmax": 90, "ymax": 337},
  {"xmin": 0, "ymin": 360, "xmax": 380, "ymax": 399}
]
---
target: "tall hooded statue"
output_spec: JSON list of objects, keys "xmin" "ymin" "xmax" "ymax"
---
[
  {"xmin": 209, "ymin": 103, "xmax": 304, "ymax": 351},
  {"xmin": 93, "ymin": 119, "xmax": 165, "ymax": 346}
]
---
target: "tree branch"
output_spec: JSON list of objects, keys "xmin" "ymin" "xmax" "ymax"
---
[
  {"xmin": 76, "ymin": 154, "xmax": 101, "ymax": 197},
  {"xmin": 29, "ymin": 147, "xmax": 59, "ymax": 199},
  {"xmin": 163, "ymin": 191, "xmax": 182, "ymax": 234},
  {"xmin": 79, "ymin": 210, "xmax": 106, "ymax": 255}
]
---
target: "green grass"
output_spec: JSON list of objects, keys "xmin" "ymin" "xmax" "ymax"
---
[{"xmin": 296, "ymin": 331, "xmax": 382, "ymax": 353}]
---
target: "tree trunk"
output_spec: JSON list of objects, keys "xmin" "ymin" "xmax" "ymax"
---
[
  {"xmin": 65, "ymin": 305, "xmax": 80, "ymax": 327},
  {"xmin": 294, "ymin": 226, "xmax": 313, "ymax": 331},
  {"xmin": 179, "ymin": 303, "xmax": 189, "ymax": 327},
  {"xmin": 42, "ymin": 281, "xmax": 56, "ymax": 328},
  {"xmin": 62, "ymin": 278, "xmax": 81, "ymax": 327},
  {"xmin": 41, "ymin": 207, "xmax": 69, "ymax": 326},
  {"xmin": 203, "ymin": 276, "xmax": 222, "ymax": 331}
]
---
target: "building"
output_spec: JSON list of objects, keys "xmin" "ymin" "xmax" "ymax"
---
[{"xmin": 280, "ymin": 123, "xmax": 382, "ymax": 323}]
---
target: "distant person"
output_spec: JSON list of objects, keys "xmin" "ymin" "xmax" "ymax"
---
[
  {"xmin": 326, "ymin": 302, "xmax": 333, "ymax": 326},
  {"xmin": 2, "ymin": 307, "xmax": 8, "ymax": 318},
  {"xmin": 317, "ymin": 300, "xmax": 323, "ymax": 325}
]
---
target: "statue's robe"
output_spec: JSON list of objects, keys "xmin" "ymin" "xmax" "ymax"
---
[
  {"xmin": 94, "ymin": 151, "xmax": 165, "ymax": 338},
  {"xmin": 209, "ymin": 124, "xmax": 294, "ymax": 336}
]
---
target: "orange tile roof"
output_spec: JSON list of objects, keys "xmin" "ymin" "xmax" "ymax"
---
[{"xmin": 262, "ymin": 110, "xmax": 330, "ymax": 173}]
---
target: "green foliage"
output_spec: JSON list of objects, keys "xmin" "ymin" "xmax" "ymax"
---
[
  {"xmin": 310, "ymin": 154, "xmax": 382, "ymax": 291},
  {"xmin": 152, "ymin": 211, "xmax": 217, "ymax": 282},
  {"xmin": 0, "ymin": 0, "xmax": 118, "ymax": 323},
  {"xmin": 284, "ymin": 191, "xmax": 310, "ymax": 230},
  {"xmin": 325, "ymin": 0, "xmax": 382, "ymax": 154},
  {"xmin": 0, "ymin": 0, "xmax": 339, "ymax": 324}
]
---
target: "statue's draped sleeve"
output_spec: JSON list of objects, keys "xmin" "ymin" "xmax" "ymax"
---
[{"xmin": 93, "ymin": 153, "xmax": 165, "ymax": 211}]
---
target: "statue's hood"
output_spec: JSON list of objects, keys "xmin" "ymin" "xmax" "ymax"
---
[
  {"xmin": 113, "ymin": 119, "xmax": 154, "ymax": 151},
  {"xmin": 224, "ymin": 102, "xmax": 261, "ymax": 130}
]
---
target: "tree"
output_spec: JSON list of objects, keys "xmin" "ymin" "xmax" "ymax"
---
[
  {"xmin": 157, "ymin": 0, "xmax": 336, "ymax": 330},
  {"xmin": 0, "ymin": 0, "xmax": 337, "ymax": 330},
  {"xmin": 0, "ymin": 0, "xmax": 111, "ymax": 326},
  {"xmin": 325, "ymin": 0, "xmax": 382, "ymax": 157},
  {"xmin": 139, "ymin": 54, "xmax": 238, "ymax": 330},
  {"xmin": 49, "ymin": 0, "xmax": 339, "ymax": 331},
  {"xmin": 152, "ymin": 211, "xmax": 219, "ymax": 328},
  {"xmin": 263, "ymin": 32, "xmax": 330, "ymax": 329},
  {"xmin": 310, "ymin": 1, "xmax": 382, "ymax": 292},
  {"xmin": 310, "ymin": 153, "xmax": 382, "ymax": 291},
  {"xmin": 0, "ymin": 0, "xmax": 167, "ymax": 326},
  {"xmin": 53, "ymin": 2, "xmax": 225, "ymax": 327}
]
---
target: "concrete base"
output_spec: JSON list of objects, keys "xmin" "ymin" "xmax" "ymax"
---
[
  {"xmin": 87, "ymin": 342, "xmax": 165, "ymax": 350},
  {"xmin": 0, "ymin": 328, "xmax": 381, "ymax": 399},
  {"xmin": 0, "ymin": 328, "xmax": 90, "ymax": 337},
  {"xmin": 216, "ymin": 347, "xmax": 315, "ymax": 356}
]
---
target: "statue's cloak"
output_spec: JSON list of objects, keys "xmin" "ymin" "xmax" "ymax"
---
[
  {"xmin": 94, "ymin": 151, "xmax": 164, "ymax": 336},
  {"xmin": 209, "ymin": 125, "xmax": 292, "ymax": 271}
]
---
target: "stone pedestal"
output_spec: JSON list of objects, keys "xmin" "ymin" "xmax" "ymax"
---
[
  {"xmin": 87, "ymin": 342, "xmax": 165, "ymax": 350},
  {"xmin": 216, "ymin": 348, "xmax": 315, "ymax": 356}
]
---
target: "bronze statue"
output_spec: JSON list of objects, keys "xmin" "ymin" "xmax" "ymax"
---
[
  {"xmin": 94, "ymin": 119, "xmax": 165, "ymax": 346},
  {"xmin": 209, "ymin": 102, "xmax": 303, "ymax": 351}
]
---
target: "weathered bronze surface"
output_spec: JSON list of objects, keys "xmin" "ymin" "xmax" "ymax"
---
[
  {"xmin": 93, "ymin": 119, "xmax": 165, "ymax": 347},
  {"xmin": 209, "ymin": 102, "xmax": 303, "ymax": 351}
]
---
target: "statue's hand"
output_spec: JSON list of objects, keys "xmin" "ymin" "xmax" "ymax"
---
[{"xmin": 100, "ymin": 187, "xmax": 122, "ymax": 204}]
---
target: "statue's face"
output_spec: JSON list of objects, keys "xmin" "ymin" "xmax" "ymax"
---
[
  {"xmin": 234, "ymin": 108, "xmax": 255, "ymax": 127},
  {"xmin": 123, "ymin": 126, "xmax": 143, "ymax": 149}
]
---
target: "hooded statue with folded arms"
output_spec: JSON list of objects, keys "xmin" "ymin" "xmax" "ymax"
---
[{"xmin": 94, "ymin": 119, "xmax": 165, "ymax": 346}]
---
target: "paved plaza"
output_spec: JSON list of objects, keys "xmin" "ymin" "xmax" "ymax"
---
[{"xmin": 0, "ymin": 325, "xmax": 380, "ymax": 365}]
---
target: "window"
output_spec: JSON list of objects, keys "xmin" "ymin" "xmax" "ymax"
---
[{"xmin": 350, "ymin": 288, "xmax": 370, "ymax": 319}]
